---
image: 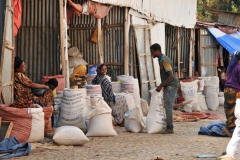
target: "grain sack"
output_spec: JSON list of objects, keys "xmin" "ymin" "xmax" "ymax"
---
[
  {"xmin": 205, "ymin": 91, "xmax": 219, "ymax": 111},
  {"xmin": 86, "ymin": 85, "xmax": 102, "ymax": 97},
  {"xmin": 53, "ymin": 126, "xmax": 89, "ymax": 146},
  {"xmin": 59, "ymin": 88, "xmax": 87, "ymax": 131},
  {"xmin": 180, "ymin": 80, "xmax": 200, "ymax": 111},
  {"xmin": 140, "ymin": 98, "xmax": 149, "ymax": 116},
  {"xmin": 124, "ymin": 106, "xmax": 146, "ymax": 133},
  {"xmin": 226, "ymin": 121, "xmax": 240, "ymax": 160},
  {"xmin": 147, "ymin": 89, "xmax": 166, "ymax": 134},
  {"xmin": 0, "ymin": 105, "xmax": 44, "ymax": 143},
  {"xmin": 235, "ymin": 99, "xmax": 240, "ymax": 120},
  {"xmin": 198, "ymin": 93, "xmax": 208, "ymax": 111},
  {"xmin": 83, "ymin": 97, "xmax": 117, "ymax": 136},
  {"xmin": 198, "ymin": 79, "xmax": 205, "ymax": 91},
  {"xmin": 219, "ymin": 97, "xmax": 225, "ymax": 106},
  {"xmin": 117, "ymin": 75, "xmax": 141, "ymax": 106},
  {"xmin": 116, "ymin": 92, "xmax": 136, "ymax": 110},
  {"xmin": 111, "ymin": 82, "xmax": 122, "ymax": 93}
]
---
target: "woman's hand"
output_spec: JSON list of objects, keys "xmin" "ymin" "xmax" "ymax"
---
[{"xmin": 44, "ymin": 85, "xmax": 50, "ymax": 89}]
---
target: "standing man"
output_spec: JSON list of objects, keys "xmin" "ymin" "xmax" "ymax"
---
[{"xmin": 150, "ymin": 43, "xmax": 179, "ymax": 134}]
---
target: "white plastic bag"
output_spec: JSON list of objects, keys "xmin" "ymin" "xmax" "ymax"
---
[
  {"xmin": 235, "ymin": 99, "xmax": 240, "ymax": 119},
  {"xmin": 226, "ymin": 122, "xmax": 240, "ymax": 160},
  {"xmin": 146, "ymin": 89, "xmax": 166, "ymax": 134}
]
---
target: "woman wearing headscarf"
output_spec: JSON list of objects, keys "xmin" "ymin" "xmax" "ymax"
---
[
  {"xmin": 14, "ymin": 56, "xmax": 56, "ymax": 107},
  {"xmin": 91, "ymin": 64, "xmax": 128, "ymax": 126},
  {"xmin": 222, "ymin": 51, "xmax": 240, "ymax": 136}
]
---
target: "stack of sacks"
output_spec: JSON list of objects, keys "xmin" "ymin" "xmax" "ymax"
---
[
  {"xmin": 197, "ymin": 92, "xmax": 208, "ymax": 111},
  {"xmin": 117, "ymin": 75, "xmax": 141, "ymax": 107},
  {"xmin": 0, "ymin": 105, "xmax": 44, "ymax": 143},
  {"xmin": 58, "ymin": 88, "xmax": 87, "ymax": 132},
  {"xmin": 83, "ymin": 97, "xmax": 117, "ymax": 137},
  {"xmin": 204, "ymin": 76, "xmax": 219, "ymax": 110},
  {"xmin": 124, "ymin": 106, "xmax": 146, "ymax": 133},
  {"xmin": 226, "ymin": 99, "xmax": 240, "ymax": 160},
  {"xmin": 111, "ymin": 82, "xmax": 122, "ymax": 94},
  {"xmin": 85, "ymin": 85, "xmax": 102, "ymax": 97},
  {"xmin": 218, "ymin": 92, "xmax": 225, "ymax": 106},
  {"xmin": 180, "ymin": 80, "xmax": 201, "ymax": 112},
  {"xmin": 68, "ymin": 47, "xmax": 88, "ymax": 68},
  {"xmin": 147, "ymin": 89, "xmax": 166, "ymax": 134}
]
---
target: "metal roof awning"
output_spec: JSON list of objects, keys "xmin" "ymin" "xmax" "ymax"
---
[{"xmin": 207, "ymin": 28, "xmax": 240, "ymax": 54}]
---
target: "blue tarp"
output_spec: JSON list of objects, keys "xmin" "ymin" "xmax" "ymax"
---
[{"xmin": 207, "ymin": 28, "xmax": 240, "ymax": 54}]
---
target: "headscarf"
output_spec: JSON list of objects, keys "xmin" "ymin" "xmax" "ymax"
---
[
  {"xmin": 227, "ymin": 51, "xmax": 240, "ymax": 73},
  {"xmin": 91, "ymin": 64, "xmax": 115, "ymax": 103},
  {"xmin": 14, "ymin": 56, "xmax": 23, "ymax": 71}
]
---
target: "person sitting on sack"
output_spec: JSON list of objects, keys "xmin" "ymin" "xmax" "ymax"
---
[
  {"xmin": 91, "ymin": 63, "xmax": 129, "ymax": 127},
  {"xmin": 14, "ymin": 56, "xmax": 56, "ymax": 107}
]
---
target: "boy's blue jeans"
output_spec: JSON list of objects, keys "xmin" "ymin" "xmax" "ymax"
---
[{"xmin": 163, "ymin": 85, "xmax": 178, "ymax": 130}]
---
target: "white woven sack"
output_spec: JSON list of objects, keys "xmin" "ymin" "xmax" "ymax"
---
[
  {"xmin": 27, "ymin": 108, "xmax": 44, "ymax": 143},
  {"xmin": 219, "ymin": 96, "xmax": 224, "ymax": 106},
  {"xmin": 116, "ymin": 92, "xmax": 136, "ymax": 111},
  {"xmin": 124, "ymin": 106, "xmax": 146, "ymax": 133},
  {"xmin": 147, "ymin": 89, "xmax": 166, "ymax": 134},
  {"xmin": 235, "ymin": 99, "xmax": 240, "ymax": 119},
  {"xmin": 86, "ymin": 113, "xmax": 117, "ymax": 137},
  {"xmin": 180, "ymin": 80, "xmax": 200, "ymax": 110},
  {"xmin": 140, "ymin": 98, "xmax": 149, "ymax": 116},
  {"xmin": 226, "ymin": 122, "xmax": 240, "ymax": 160},
  {"xmin": 53, "ymin": 126, "xmax": 89, "ymax": 145},
  {"xmin": 198, "ymin": 94, "xmax": 208, "ymax": 111},
  {"xmin": 83, "ymin": 97, "xmax": 117, "ymax": 136},
  {"xmin": 63, "ymin": 88, "xmax": 86, "ymax": 98},
  {"xmin": 205, "ymin": 91, "xmax": 219, "ymax": 110}
]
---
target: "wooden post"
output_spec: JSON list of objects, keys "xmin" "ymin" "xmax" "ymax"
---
[
  {"xmin": 59, "ymin": 0, "xmax": 69, "ymax": 88},
  {"xmin": 177, "ymin": 28, "xmax": 180, "ymax": 78},
  {"xmin": 124, "ymin": 7, "xmax": 130, "ymax": 75},
  {"xmin": 98, "ymin": 19, "xmax": 103, "ymax": 63},
  {"xmin": 189, "ymin": 29, "xmax": 194, "ymax": 76}
]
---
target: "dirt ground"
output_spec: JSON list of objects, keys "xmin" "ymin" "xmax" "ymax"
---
[{"xmin": 12, "ymin": 106, "xmax": 231, "ymax": 160}]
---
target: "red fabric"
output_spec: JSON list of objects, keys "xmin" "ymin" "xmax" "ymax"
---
[
  {"xmin": 173, "ymin": 111, "xmax": 225, "ymax": 122},
  {"xmin": 67, "ymin": 7, "xmax": 75, "ymax": 24},
  {"xmin": 218, "ymin": 27, "xmax": 238, "ymax": 34},
  {"xmin": 42, "ymin": 106, "xmax": 53, "ymax": 135},
  {"xmin": 68, "ymin": 0, "xmax": 83, "ymax": 16},
  {"xmin": 13, "ymin": 0, "xmax": 22, "ymax": 36},
  {"xmin": 0, "ymin": 105, "xmax": 32, "ymax": 142},
  {"xmin": 89, "ymin": 1, "xmax": 112, "ymax": 19}
]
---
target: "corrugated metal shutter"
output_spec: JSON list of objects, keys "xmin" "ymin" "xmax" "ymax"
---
[
  {"xmin": 0, "ymin": 0, "xmax": 7, "ymax": 60},
  {"xmin": 15, "ymin": 0, "xmax": 61, "ymax": 83},
  {"xmin": 200, "ymin": 29, "xmax": 217, "ymax": 77},
  {"xmin": 68, "ymin": 0, "xmax": 125, "ymax": 81}
]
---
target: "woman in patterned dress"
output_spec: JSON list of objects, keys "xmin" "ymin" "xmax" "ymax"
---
[
  {"xmin": 91, "ymin": 64, "xmax": 129, "ymax": 126},
  {"xmin": 14, "ymin": 56, "xmax": 54, "ymax": 107}
]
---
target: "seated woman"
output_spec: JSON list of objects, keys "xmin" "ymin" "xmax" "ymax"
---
[
  {"xmin": 14, "ymin": 56, "xmax": 56, "ymax": 107},
  {"xmin": 91, "ymin": 64, "xmax": 128, "ymax": 126}
]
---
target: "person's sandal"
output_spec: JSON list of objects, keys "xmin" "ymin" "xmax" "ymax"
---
[{"xmin": 158, "ymin": 129, "xmax": 174, "ymax": 134}]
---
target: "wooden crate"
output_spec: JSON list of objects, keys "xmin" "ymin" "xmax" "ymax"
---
[{"xmin": 0, "ymin": 121, "xmax": 13, "ymax": 141}]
